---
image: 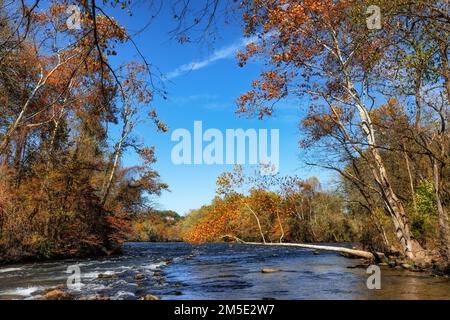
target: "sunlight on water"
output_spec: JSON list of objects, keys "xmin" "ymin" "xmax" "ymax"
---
[{"xmin": 1, "ymin": 243, "xmax": 450, "ymax": 300}]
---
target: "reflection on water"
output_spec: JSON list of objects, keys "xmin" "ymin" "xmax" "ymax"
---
[{"xmin": 0, "ymin": 242, "xmax": 449, "ymax": 300}]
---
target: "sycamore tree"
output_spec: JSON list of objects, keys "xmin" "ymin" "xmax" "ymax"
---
[
  {"xmin": 373, "ymin": 0, "xmax": 450, "ymax": 262},
  {"xmin": 234, "ymin": 0, "xmax": 443, "ymax": 260}
]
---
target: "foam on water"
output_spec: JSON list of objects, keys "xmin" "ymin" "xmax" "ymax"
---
[
  {"xmin": 143, "ymin": 261, "xmax": 166, "ymax": 271},
  {"xmin": 82, "ymin": 272, "xmax": 100, "ymax": 279},
  {"xmin": 0, "ymin": 267, "xmax": 23, "ymax": 274},
  {"xmin": 113, "ymin": 291, "xmax": 135, "ymax": 299},
  {"xmin": 0, "ymin": 286, "xmax": 46, "ymax": 297}
]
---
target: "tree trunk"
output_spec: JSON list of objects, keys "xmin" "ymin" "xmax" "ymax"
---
[
  {"xmin": 242, "ymin": 201, "xmax": 266, "ymax": 244},
  {"xmin": 333, "ymin": 31, "xmax": 416, "ymax": 260},
  {"xmin": 370, "ymin": 135, "xmax": 415, "ymax": 259},
  {"xmin": 353, "ymin": 99, "xmax": 415, "ymax": 259},
  {"xmin": 101, "ymin": 105, "xmax": 132, "ymax": 206},
  {"xmin": 0, "ymin": 56, "xmax": 76, "ymax": 155},
  {"xmin": 227, "ymin": 237, "xmax": 376, "ymax": 260},
  {"xmin": 439, "ymin": 42, "xmax": 450, "ymax": 103},
  {"xmin": 403, "ymin": 148, "xmax": 418, "ymax": 213},
  {"xmin": 101, "ymin": 144, "xmax": 122, "ymax": 206},
  {"xmin": 275, "ymin": 209, "xmax": 284, "ymax": 243},
  {"xmin": 433, "ymin": 159, "xmax": 450, "ymax": 262}
]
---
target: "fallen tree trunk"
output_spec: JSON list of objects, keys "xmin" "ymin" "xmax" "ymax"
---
[{"xmin": 223, "ymin": 236, "xmax": 375, "ymax": 260}]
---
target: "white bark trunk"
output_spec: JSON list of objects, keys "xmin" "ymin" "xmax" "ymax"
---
[
  {"xmin": 0, "ymin": 54, "xmax": 78, "ymax": 154},
  {"xmin": 242, "ymin": 201, "xmax": 267, "ymax": 244},
  {"xmin": 226, "ymin": 237, "xmax": 375, "ymax": 260},
  {"xmin": 101, "ymin": 105, "xmax": 132, "ymax": 205},
  {"xmin": 334, "ymin": 37, "xmax": 415, "ymax": 259},
  {"xmin": 433, "ymin": 159, "xmax": 450, "ymax": 262}
]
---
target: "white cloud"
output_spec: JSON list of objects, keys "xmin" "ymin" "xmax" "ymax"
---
[
  {"xmin": 165, "ymin": 36, "xmax": 258, "ymax": 80},
  {"xmin": 166, "ymin": 93, "xmax": 229, "ymax": 111}
]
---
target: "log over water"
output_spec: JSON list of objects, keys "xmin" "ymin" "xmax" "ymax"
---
[{"xmin": 223, "ymin": 236, "xmax": 375, "ymax": 260}]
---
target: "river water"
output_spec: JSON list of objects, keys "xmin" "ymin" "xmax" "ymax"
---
[{"xmin": 1, "ymin": 242, "xmax": 450, "ymax": 300}]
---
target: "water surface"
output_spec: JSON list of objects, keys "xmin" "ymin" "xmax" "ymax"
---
[{"xmin": 1, "ymin": 242, "xmax": 449, "ymax": 300}]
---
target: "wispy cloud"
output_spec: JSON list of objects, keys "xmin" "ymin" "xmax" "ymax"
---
[
  {"xmin": 166, "ymin": 94, "xmax": 230, "ymax": 111},
  {"xmin": 165, "ymin": 36, "xmax": 258, "ymax": 80},
  {"xmin": 169, "ymin": 94, "xmax": 220, "ymax": 104}
]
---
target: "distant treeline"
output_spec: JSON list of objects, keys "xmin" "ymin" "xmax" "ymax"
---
[
  {"xmin": 139, "ymin": 163, "xmax": 448, "ymax": 269},
  {"xmin": 181, "ymin": 174, "xmax": 359, "ymax": 244}
]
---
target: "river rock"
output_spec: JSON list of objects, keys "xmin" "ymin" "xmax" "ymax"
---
[
  {"xmin": 153, "ymin": 270, "xmax": 163, "ymax": 277},
  {"xmin": 98, "ymin": 272, "xmax": 118, "ymax": 279},
  {"xmin": 80, "ymin": 294, "xmax": 110, "ymax": 300},
  {"xmin": 140, "ymin": 294, "xmax": 160, "ymax": 300},
  {"xmin": 42, "ymin": 285, "xmax": 65, "ymax": 294},
  {"xmin": 401, "ymin": 263, "xmax": 412, "ymax": 270},
  {"xmin": 134, "ymin": 273, "xmax": 145, "ymax": 280},
  {"xmin": 347, "ymin": 264, "xmax": 368, "ymax": 269},
  {"xmin": 261, "ymin": 268, "xmax": 281, "ymax": 273},
  {"xmin": 42, "ymin": 289, "xmax": 73, "ymax": 300},
  {"xmin": 313, "ymin": 250, "xmax": 321, "ymax": 255}
]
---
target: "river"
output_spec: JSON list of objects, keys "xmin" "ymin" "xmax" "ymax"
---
[{"xmin": 1, "ymin": 242, "xmax": 450, "ymax": 300}]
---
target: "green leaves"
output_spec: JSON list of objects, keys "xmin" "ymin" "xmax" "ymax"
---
[{"xmin": 415, "ymin": 180, "xmax": 437, "ymax": 215}]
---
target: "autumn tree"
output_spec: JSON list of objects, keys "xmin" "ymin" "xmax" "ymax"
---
[
  {"xmin": 0, "ymin": 0, "xmax": 167, "ymax": 261},
  {"xmin": 182, "ymin": 167, "xmax": 356, "ymax": 244},
  {"xmin": 371, "ymin": 0, "xmax": 450, "ymax": 262},
  {"xmin": 235, "ymin": 0, "xmax": 450, "ymax": 262}
]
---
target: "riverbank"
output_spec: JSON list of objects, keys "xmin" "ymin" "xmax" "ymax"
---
[{"xmin": 0, "ymin": 245, "xmax": 123, "ymax": 267}]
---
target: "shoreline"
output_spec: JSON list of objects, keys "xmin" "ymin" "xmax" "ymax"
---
[
  {"xmin": 0, "ymin": 240, "xmax": 348, "ymax": 266},
  {"xmin": 0, "ymin": 247, "xmax": 123, "ymax": 267}
]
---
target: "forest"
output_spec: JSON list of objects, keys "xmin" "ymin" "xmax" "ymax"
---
[
  {"xmin": 0, "ymin": 0, "xmax": 449, "ymax": 275},
  {"xmin": 0, "ymin": 0, "xmax": 169, "ymax": 261}
]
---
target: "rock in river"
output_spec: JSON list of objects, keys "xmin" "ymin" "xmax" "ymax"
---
[
  {"xmin": 98, "ymin": 272, "xmax": 118, "ymax": 279},
  {"xmin": 134, "ymin": 273, "xmax": 145, "ymax": 280},
  {"xmin": 42, "ymin": 289, "xmax": 73, "ymax": 300},
  {"xmin": 140, "ymin": 294, "xmax": 160, "ymax": 300},
  {"xmin": 401, "ymin": 263, "xmax": 412, "ymax": 270},
  {"xmin": 261, "ymin": 268, "xmax": 281, "ymax": 273}
]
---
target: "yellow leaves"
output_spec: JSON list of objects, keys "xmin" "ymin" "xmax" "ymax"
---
[
  {"xmin": 183, "ymin": 196, "xmax": 243, "ymax": 243},
  {"xmin": 238, "ymin": 0, "xmax": 360, "ymax": 120},
  {"xmin": 49, "ymin": 3, "xmax": 66, "ymax": 16},
  {"xmin": 94, "ymin": 15, "xmax": 128, "ymax": 42},
  {"xmin": 237, "ymin": 42, "xmax": 262, "ymax": 67},
  {"xmin": 237, "ymin": 70, "xmax": 289, "ymax": 119},
  {"xmin": 31, "ymin": 11, "xmax": 49, "ymax": 24}
]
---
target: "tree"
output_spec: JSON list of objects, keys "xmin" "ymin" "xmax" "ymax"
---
[
  {"xmin": 235, "ymin": 0, "xmax": 449, "ymax": 261},
  {"xmin": 0, "ymin": 0, "xmax": 167, "ymax": 261}
]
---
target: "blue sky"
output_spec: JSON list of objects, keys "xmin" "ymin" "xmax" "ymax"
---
[{"xmin": 104, "ymin": 2, "xmax": 336, "ymax": 214}]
